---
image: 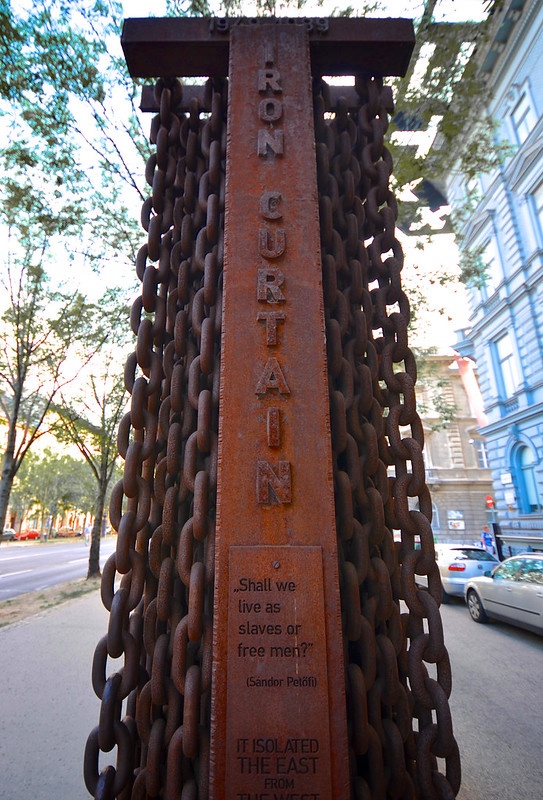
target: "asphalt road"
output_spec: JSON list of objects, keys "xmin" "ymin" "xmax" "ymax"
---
[
  {"xmin": 0, "ymin": 537, "xmax": 117, "ymax": 600},
  {"xmin": 0, "ymin": 581, "xmax": 540, "ymax": 799},
  {"xmin": 442, "ymin": 599, "xmax": 543, "ymax": 800}
]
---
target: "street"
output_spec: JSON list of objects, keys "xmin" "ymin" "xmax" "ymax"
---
[
  {"xmin": 0, "ymin": 584, "xmax": 541, "ymax": 799},
  {"xmin": 0, "ymin": 537, "xmax": 117, "ymax": 600},
  {"xmin": 442, "ymin": 599, "xmax": 543, "ymax": 800}
]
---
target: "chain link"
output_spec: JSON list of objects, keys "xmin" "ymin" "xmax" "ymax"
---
[
  {"xmin": 86, "ymin": 67, "xmax": 459, "ymax": 799},
  {"xmin": 313, "ymin": 76, "xmax": 461, "ymax": 799},
  {"xmin": 85, "ymin": 76, "xmax": 226, "ymax": 799}
]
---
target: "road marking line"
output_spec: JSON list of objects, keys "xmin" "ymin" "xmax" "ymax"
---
[
  {"xmin": 0, "ymin": 569, "xmax": 33, "ymax": 579},
  {"xmin": 0, "ymin": 556, "xmax": 29, "ymax": 562}
]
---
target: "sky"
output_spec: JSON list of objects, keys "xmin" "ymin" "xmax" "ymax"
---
[{"xmin": 123, "ymin": 0, "xmax": 489, "ymax": 22}]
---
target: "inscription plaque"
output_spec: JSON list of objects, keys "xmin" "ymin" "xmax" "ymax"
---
[{"xmin": 227, "ymin": 546, "xmax": 331, "ymax": 797}]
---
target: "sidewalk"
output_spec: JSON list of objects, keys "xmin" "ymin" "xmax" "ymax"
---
[
  {"xmin": 1, "ymin": 587, "xmax": 536, "ymax": 800},
  {"xmin": 0, "ymin": 590, "xmax": 108, "ymax": 800}
]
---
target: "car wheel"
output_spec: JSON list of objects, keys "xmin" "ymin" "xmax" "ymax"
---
[
  {"xmin": 467, "ymin": 589, "xmax": 488, "ymax": 624},
  {"xmin": 441, "ymin": 588, "xmax": 451, "ymax": 604}
]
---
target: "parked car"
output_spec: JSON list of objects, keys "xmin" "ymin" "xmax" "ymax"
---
[
  {"xmin": 1, "ymin": 528, "xmax": 16, "ymax": 541},
  {"xmin": 15, "ymin": 529, "xmax": 40, "ymax": 541},
  {"xmin": 57, "ymin": 527, "xmax": 76, "ymax": 537},
  {"xmin": 465, "ymin": 553, "xmax": 543, "ymax": 635},
  {"xmin": 431, "ymin": 544, "xmax": 500, "ymax": 602}
]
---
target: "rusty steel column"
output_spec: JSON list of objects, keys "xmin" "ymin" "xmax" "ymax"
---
[
  {"xmin": 86, "ymin": 17, "xmax": 468, "ymax": 800},
  {"xmin": 211, "ymin": 23, "xmax": 349, "ymax": 799}
]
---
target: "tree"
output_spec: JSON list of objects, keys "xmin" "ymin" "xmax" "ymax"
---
[
  {"xmin": 0, "ymin": 0, "xmax": 143, "ymax": 536},
  {"xmin": 1, "ymin": 0, "xmax": 506, "ymax": 307},
  {"xmin": 1, "ymin": 0, "xmax": 505, "ymax": 213},
  {"xmin": 54, "ymin": 351, "xmax": 128, "ymax": 577},
  {"xmin": 0, "ymin": 0, "xmax": 147, "ymax": 265},
  {"xmin": 383, "ymin": 1, "xmax": 513, "ymax": 264},
  {"xmin": 163, "ymin": 0, "xmax": 508, "ymax": 277},
  {"xmin": 5, "ymin": 450, "xmax": 39, "ymax": 531},
  {"xmin": 0, "ymin": 253, "xmax": 105, "ymax": 533},
  {"xmin": 11, "ymin": 448, "xmax": 96, "ymax": 535}
]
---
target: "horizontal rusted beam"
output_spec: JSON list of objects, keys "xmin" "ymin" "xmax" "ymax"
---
[
  {"xmin": 140, "ymin": 82, "xmax": 362, "ymax": 113},
  {"xmin": 140, "ymin": 83, "xmax": 211, "ymax": 112},
  {"xmin": 122, "ymin": 17, "xmax": 415, "ymax": 79}
]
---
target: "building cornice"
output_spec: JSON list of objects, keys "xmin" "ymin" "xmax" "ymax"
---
[
  {"xmin": 480, "ymin": 0, "xmax": 539, "ymax": 87},
  {"xmin": 479, "ymin": 400, "xmax": 543, "ymax": 436}
]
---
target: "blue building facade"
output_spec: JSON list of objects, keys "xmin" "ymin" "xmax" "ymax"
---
[{"xmin": 448, "ymin": 0, "xmax": 543, "ymax": 552}]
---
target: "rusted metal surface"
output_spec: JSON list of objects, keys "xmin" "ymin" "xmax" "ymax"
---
[
  {"xmin": 141, "ymin": 82, "xmax": 364, "ymax": 114},
  {"xmin": 313, "ymin": 76, "xmax": 461, "ymax": 797},
  {"xmin": 84, "ymin": 74, "xmax": 227, "ymax": 798},
  {"xmin": 122, "ymin": 16, "xmax": 415, "ymax": 79},
  {"xmin": 224, "ymin": 546, "xmax": 333, "ymax": 796},
  {"xmin": 210, "ymin": 23, "xmax": 349, "ymax": 799},
  {"xmin": 85, "ymin": 16, "xmax": 461, "ymax": 800}
]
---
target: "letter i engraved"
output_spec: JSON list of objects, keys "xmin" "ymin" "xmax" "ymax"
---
[
  {"xmin": 264, "ymin": 40, "xmax": 275, "ymax": 67},
  {"xmin": 267, "ymin": 407, "xmax": 281, "ymax": 448}
]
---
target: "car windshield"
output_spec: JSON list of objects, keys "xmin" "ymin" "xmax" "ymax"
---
[{"xmin": 445, "ymin": 549, "xmax": 496, "ymax": 562}]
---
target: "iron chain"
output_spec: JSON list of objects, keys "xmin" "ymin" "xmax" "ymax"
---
[
  {"xmin": 85, "ymin": 76, "xmax": 226, "ymax": 799},
  {"xmin": 314, "ymin": 76, "xmax": 460, "ymax": 799},
  {"xmin": 86, "ymin": 69, "xmax": 459, "ymax": 800}
]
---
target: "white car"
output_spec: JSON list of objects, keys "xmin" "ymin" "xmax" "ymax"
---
[
  {"xmin": 432, "ymin": 544, "xmax": 499, "ymax": 602},
  {"xmin": 465, "ymin": 553, "xmax": 543, "ymax": 635}
]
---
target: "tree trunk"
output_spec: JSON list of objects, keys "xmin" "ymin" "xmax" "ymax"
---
[
  {"xmin": 87, "ymin": 481, "xmax": 107, "ymax": 579},
  {"xmin": 0, "ymin": 451, "xmax": 17, "ymax": 535},
  {"xmin": 0, "ymin": 385, "xmax": 23, "ymax": 534}
]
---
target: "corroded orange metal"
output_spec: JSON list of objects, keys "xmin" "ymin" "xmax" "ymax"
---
[
  {"xmin": 210, "ymin": 23, "xmax": 349, "ymax": 799},
  {"xmin": 121, "ymin": 16, "xmax": 415, "ymax": 78}
]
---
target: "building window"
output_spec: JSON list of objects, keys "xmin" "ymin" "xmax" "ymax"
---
[
  {"xmin": 473, "ymin": 440, "xmax": 489, "ymax": 469},
  {"xmin": 432, "ymin": 502, "xmax": 440, "ymax": 531},
  {"xmin": 493, "ymin": 332, "xmax": 520, "ymax": 399},
  {"xmin": 481, "ymin": 237, "xmax": 503, "ymax": 294},
  {"xmin": 511, "ymin": 90, "xmax": 537, "ymax": 145},
  {"xmin": 532, "ymin": 182, "xmax": 543, "ymax": 245},
  {"xmin": 513, "ymin": 445, "xmax": 541, "ymax": 514},
  {"xmin": 424, "ymin": 430, "xmax": 452, "ymax": 469}
]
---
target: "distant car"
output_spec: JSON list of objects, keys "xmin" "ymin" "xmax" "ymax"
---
[
  {"xmin": 1, "ymin": 528, "xmax": 16, "ymax": 541},
  {"xmin": 465, "ymin": 553, "xmax": 543, "ymax": 635},
  {"xmin": 15, "ymin": 529, "xmax": 40, "ymax": 541},
  {"xmin": 432, "ymin": 544, "xmax": 500, "ymax": 602},
  {"xmin": 57, "ymin": 527, "xmax": 76, "ymax": 537}
]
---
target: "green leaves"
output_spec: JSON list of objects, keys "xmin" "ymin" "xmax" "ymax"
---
[
  {"xmin": 1, "ymin": 0, "xmax": 144, "ymax": 263},
  {"xmin": 387, "ymin": 5, "xmax": 506, "ymax": 203},
  {"xmin": 12, "ymin": 448, "xmax": 99, "ymax": 522}
]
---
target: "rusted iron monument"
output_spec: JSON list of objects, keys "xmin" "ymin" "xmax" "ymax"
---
[{"xmin": 84, "ymin": 17, "xmax": 461, "ymax": 800}]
